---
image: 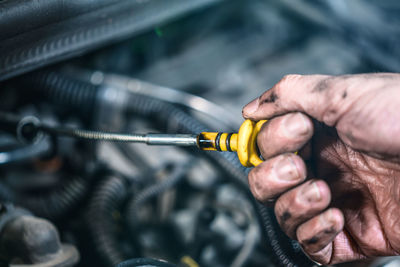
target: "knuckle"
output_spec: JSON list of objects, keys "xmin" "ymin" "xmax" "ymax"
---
[
  {"xmin": 280, "ymin": 74, "xmax": 303, "ymax": 85},
  {"xmin": 314, "ymin": 76, "xmax": 336, "ymax": 93},
  {"xmin": 317, "ymin": 76, "xmax": 351, "ymax": 125},
  {"xmin": 272, "ymin": 75, "xmax": 303, "ymax": 108},
  {"xmin": 276, "ymin": 74, "xmax": 303, "ymax": 91}
]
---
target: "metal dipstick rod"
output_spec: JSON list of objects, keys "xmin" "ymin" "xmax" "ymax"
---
[{"xmin": 39, "ymin": 126, "xmax": 199, "ymax": 147}]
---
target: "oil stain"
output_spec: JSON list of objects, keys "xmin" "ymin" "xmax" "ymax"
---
[
  {"xmin": 304, "ymin": 236, "xmax": 319, "ymax": 245},
  {"xmin": 313, "ymin": 78, "xmax": 332, "ymax": 92},
  {"xmin": 262, "ymin": 92, "xmax": 278, "ymax": 104},
  {"xmin": 280, "ymin": 211, "xmax": 291, "ymax": 222}
]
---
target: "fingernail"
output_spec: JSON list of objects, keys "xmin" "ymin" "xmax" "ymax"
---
[
  {"xmin": 275, "ymin": 156, "xmax": 300, "ymax": 181},
  {"xmin": 283, "ymin": 113, "xmax": 310, "ymax": 137},
  {"xmin": 322, "ymin": 209, "xmax": 336, "ymax": 225},
  {"xmin": 243, "ymin": 97, "xmax": 259, "ymax": 116},
  {"xmin": 300, "ymin": 181, "xmax": 321, "ymax": 203}
]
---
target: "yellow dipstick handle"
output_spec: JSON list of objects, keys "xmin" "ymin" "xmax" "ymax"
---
[{"xmin": 197, "ymin": 119, "xmax": 267, "ymax": 167}]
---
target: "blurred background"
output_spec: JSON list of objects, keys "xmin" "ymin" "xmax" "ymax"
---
[{"xmin": 0, "ymin": 0, "xmax": 400, "ymax": 266}]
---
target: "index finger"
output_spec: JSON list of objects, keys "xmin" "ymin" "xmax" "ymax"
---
[{"xmin": 242, "ymin": 74, "xmax": 364, "ymax": 126}]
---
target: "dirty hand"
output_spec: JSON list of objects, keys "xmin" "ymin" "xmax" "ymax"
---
[{"xmin": 242, "ymin": 74, "xmax": 400, "ymax": 265}]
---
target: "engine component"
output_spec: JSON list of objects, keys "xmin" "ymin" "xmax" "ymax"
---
[{"xmin": 0, "ymin": 204, "xmax": 79, "ymax": 266}]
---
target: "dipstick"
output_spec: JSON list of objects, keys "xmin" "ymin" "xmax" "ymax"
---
[
  {"xmin": 38, "ymin": 120, "xmax": 267, "ymax": 167},
  {"xmin": 0, "ymin": 111, "xmax": 267, "ymax": 167}
]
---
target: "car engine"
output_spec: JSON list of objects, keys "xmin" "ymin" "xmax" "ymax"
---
[{"xmin": 0, "ymin": 1, "xmax": 399, "ymax": 266}]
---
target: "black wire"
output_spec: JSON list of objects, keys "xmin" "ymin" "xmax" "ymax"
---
[{"xmin": 86, "ymin": 175, "xmax": 130, "ymax": 266}]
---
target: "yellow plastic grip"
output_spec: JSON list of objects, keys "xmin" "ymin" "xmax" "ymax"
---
[
  {"xmin": 237, "ymin": 119, "xmax": 267, "ymax": 167},
  {"xmin": 197, "ymin": 120, "xmax": 267, "ymax": 167}
]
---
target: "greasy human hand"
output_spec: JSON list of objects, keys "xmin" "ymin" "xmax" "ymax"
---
[{"xmin": 242, "ymin": 74, "xmax": 400, "ymax": 265}]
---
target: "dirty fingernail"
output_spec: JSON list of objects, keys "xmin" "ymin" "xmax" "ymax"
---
[
  {"xmin": 243, "ymin": 97, "xmax": 259, "ymax": 117},
  {"xmin": 283, "ymin": 113, "xmax": 310, "ymax": 137},
  {"xmin": 300, "ymin": 181, "xmax": 321, "ymax": 202},
  {"xmin": 275, "ymin": 156, "xmax": 300, "ymax": 181}
]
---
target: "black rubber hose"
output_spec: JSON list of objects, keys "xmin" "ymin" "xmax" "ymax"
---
[
  {"xmin": 15, "ymin": 175, "xmax": 90, "ymax": 220},
  {"xmin": 87, "ymin": 162, "xmax": 192, "ymax": 267},
  {"xmin": 27, "ymin": 71, "xmax": 98, "ymax": 118},
  {"xmin": 86, "ymin": 175, "xmax": 130, "ymax": 267},
  {"xmin": 0, "ymin": 0, "xmax": 122, "ymax": 40},
  {"xmin": 0, "ymin": 176, "xmax": 89, "ymax": 223},
  {"xmin": 26, "ymin": 71, "xmax": 313, "ymax": 267}
]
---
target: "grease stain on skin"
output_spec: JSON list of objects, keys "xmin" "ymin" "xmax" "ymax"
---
[
  {"xmin": 304, "ymin": 236, "xmax": 319, "ymax": 245},
  {"xmin": 280, "ymin": 211, "xmax": 291, "ymax": 222},
  {"xmin": 279, "ymin": 211, "xmax": 292, "ymax": 233},
  {"xmin": 313, "ymin": 73, "xmax": 395, "ymax": 94},
  {"xmin": 324, "ymin": 227, "xmax": 336, "ymax": 235},
  {"xmin": 262, "ymin": 92, "xmax": 278, "ymax": 104},
  {"xmin": 313, "ymin": 77, "xmax": 333, "ymax": 92},
  {"xmin": 303, "ymin": 227, "xmax": 337, "ymax": 246}
]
